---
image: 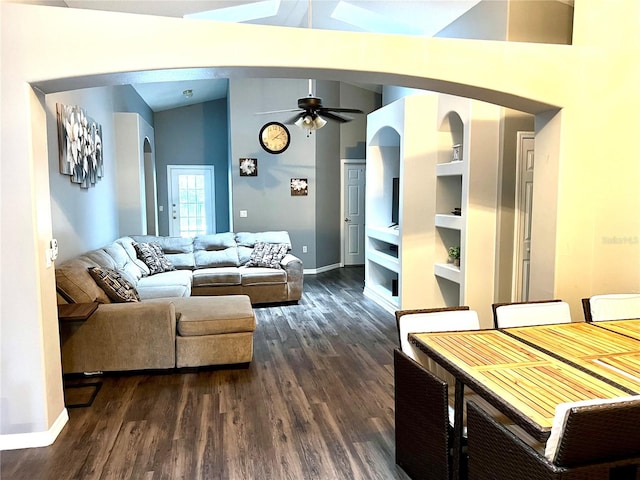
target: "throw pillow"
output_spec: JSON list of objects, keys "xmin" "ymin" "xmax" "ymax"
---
[
  {"xmin": 150, "ymin": 242, "xmax": 175, "ymax": 272},
  {"xmin": 88, "ymin": 266, "xmax": 140, "ymax": 303},
  {"xmin": 133, "ymin": 242, "xmax": 175, "ymax": 275},
  {"xmin": 245, "ymin": 242, "xmax": 289, "ymax": 269}
]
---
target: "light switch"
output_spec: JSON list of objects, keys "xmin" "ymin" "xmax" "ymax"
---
[
  {"xmin": 159, "ymin": 205, "xmax": 164, "ymax": 212},
  {"xmin": 240, "ymin": 210, "xmax": 248, "ymax": 218}
]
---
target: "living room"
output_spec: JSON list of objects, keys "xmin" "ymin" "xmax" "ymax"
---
[
  {"xmin": 2, "ymin": 0, "xmax": 640, "ymax": 461},
  {"xmin": 46, "ymin": 76, "xmax": 380, "ymax": 270}
]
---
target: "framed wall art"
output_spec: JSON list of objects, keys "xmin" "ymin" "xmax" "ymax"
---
[
  {"xmin": 290, "ymin": 178, "xmax": 308, "ymax": 196},
  {"xmin": 239, "ymin": 158, "xmax": 258, "ymax": 176},
  {"xmin": 56, "ymin": 103, "xmax": 104, "ymax": 188}
]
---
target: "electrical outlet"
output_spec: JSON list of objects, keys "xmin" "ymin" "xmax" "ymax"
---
[
  {"xmin": 302, "ymin": 246, "xmax": 308, "ymax": 253},
  {"xmin": 240, "ymin": 210, "xmax": 248, "ymax": 218}
]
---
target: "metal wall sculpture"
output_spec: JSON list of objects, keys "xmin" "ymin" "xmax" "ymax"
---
[{"xmin": 56, "ymin": 103, "xmax": 103, "ymax": 188}]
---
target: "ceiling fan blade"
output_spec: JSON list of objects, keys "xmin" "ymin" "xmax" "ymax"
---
[
  {"xmin": 320, "ymin": 111, "xmax": 353, "ymax": 123},
  {"xmin": 320, "ymin": 107, "xmax": 364, "ymax": 114},
  {"xmin": 255, "ymin": 108, "xmax": 302, "ymax": 115},
  {"xmin": 284, "ymin": 112, "xmax": 305, "ymax": 124}
]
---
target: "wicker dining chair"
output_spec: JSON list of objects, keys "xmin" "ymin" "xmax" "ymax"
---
[
  {"xmin": 491, "ymin": 299, "xmax": 572, "ymax": 329},
  {"xmin": 395, "ymin": 306, "xmax": 480, "ymax": 360},
  {"xmin": 394, "ymin": 306, "xmax": 479, "ymax": 480},
  {"xmin": 394, "ymin": 348, "xmax": 460, "ymax": 480},
  {"xmin": 582, "ymin": 294, "xmax": 640, "ymax": 322},
  {"xmin": 466, "ymin": 398, "xmax": 640, "ymax": 480}
]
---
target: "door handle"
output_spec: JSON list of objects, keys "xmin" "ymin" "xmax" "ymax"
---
[{"xmin": 345, "ymin": 217, "xmax": 350, "ymax": 222}]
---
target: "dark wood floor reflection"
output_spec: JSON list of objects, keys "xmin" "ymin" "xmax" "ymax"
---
[{"xmin": 2, "ymin": 266, "xmax": 410, "ymax": 480}]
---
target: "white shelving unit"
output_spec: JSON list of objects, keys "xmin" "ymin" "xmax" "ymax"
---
[
  {"xmin": 432, "ymin": 95, "xmax": 501, "ymax": 322},
  {"xmin": 365, "ymin": 93, "xmax": 501, "ymax": 322},
  {"xmin": 364, "ymin": 95, "xmax": 439, "ymax": 313}
]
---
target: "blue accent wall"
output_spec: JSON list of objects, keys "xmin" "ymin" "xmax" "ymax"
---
[{"xmin": 154, "ymin": 98, "xmax": 230, "ymax": 235}]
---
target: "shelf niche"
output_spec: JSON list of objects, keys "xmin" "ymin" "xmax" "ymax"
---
[
  {"xmin": 434, "ymin": 109, "xmax": 466, "ymax": 306},
  {"xmin": 365, "ymin": 94, "xmax": 439, "ymax": 314}
]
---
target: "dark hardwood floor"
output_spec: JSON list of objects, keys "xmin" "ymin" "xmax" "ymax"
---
[{"xmin": 2, "ymin": 267, "xmax": 410, "ymax": 480}]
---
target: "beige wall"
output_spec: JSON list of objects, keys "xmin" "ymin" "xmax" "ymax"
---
[{"xmin": 2, "ymin": 0, "xmax": 640, "ymax": 447}]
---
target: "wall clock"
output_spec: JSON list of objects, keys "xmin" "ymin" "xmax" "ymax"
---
[{"xmin": 259, "ymin": 122, "xmax": 290, "ymax": 154}]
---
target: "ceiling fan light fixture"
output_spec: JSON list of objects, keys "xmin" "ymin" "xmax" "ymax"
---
[{"xmin": 295, "ymin": 113, "xmax": 327, "ymax": 131}]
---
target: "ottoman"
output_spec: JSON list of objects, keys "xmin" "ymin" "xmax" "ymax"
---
[{"xmin": 170, "ymin": 295, "xmax": 256, "ymax": 368}]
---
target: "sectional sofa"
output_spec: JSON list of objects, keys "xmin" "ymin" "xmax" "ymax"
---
[{"xmin": 55, "ymin": 231, "xmax": 303, "ymax": 374}]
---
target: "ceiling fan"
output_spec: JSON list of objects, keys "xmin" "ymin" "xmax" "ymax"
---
[{"xmin": 258, "ymin": 79, "xmax": 364, "ymax": 133}]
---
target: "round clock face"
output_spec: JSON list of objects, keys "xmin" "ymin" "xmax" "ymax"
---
[{"xmin": 259, "ymin": 122, "xmax": 290, "ymax": 154}]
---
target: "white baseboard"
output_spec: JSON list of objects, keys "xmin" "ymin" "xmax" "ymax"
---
[
  {"xmin": 363, "ymin": 286, "xmax": 398, "ymax": 315},
  {"xmin": 0, "ymin": 408, "xmax": 68, "ymax": 451},
  {"xmin": 303, "ymin": 263, "xmax": 342, "ymax": 275}
]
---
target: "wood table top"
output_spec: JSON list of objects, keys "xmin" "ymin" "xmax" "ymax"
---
[
  {"xmin": 410, "ymin": 329, "xmax": 630, "ymax": 441},
  {"xmin": 503, "ymin": 321, "xmax": 640, "ymax": 392},
  {"xmin": 594, "ymin": 318, "xmax": 640, "ymax": 340}
]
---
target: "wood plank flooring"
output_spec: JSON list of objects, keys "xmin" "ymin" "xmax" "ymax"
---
[{"xmin": 2, "ymin": 267, "xmax": 410, "ymax": 480}]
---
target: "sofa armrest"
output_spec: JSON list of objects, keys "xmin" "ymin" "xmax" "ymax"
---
[
  {"xmin": 281, "ymin": 254, "xmax": 303, "ymax": 301},
  {"xmin": 60, "ymin": 301, "xmax": 177, "ymax": 374}
]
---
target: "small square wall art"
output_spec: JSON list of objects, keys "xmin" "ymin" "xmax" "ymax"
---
[
  {"xmin": 239, "ymin": 158, "xmax": 257, "ymax": 176},
  {"xmin": 290, "ymin": 178, "xmax": 308, "ymax": 196}
]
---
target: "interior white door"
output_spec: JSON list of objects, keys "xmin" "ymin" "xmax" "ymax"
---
[
  {"xmin": 513, "ymin": 132, "xmax": 535, "ymax": 301},
  {"xmin": 342, "ymin": 162, "xmax": 366, "ymax": 266},
  {"xmin": 167, "ymin": 165, "xmax": 215, "ymax": 237}
]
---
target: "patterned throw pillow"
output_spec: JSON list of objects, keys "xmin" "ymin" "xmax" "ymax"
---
[
  {"xmin": 133, "ymin": 242, "xmax": 175, "ymax": 275},
  {"xmin": 88, "ymin": 266, "xmax": 140, "ymax": 303},
  {"xmin": 151, "ymin": 242, "xmax": 175, "ymax": 272},
  {"xmin": 245, "ymin": 242, "xmax": 289, "ymax": 269}
]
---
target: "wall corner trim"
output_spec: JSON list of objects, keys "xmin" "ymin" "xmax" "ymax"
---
[{"xmin": 0, "ymin": 408, "xmax": 69, "ymax": 451}]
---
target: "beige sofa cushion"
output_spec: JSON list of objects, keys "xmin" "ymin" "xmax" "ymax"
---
[
  {"xmin": 103, "ymin": 242, "xmax": 145, "ymax": 283},
  {"xmin": 240, "ymin": 267, "xmax": 287, "ymax": 286},
  {"xmin": 55, "ymin": 256, "xmax": 111, "ymax": 304},
  {"xmin": 116, "ymin": 236, "xmax": 151, "ymax": 276},
  {"xmin": 172, "ymin": 296, "xmax": 256, "ymax": 337},
  {"xmin": 235, "ymin": 231, "xmax": 292, "ymax": 248},
  {"xmin": 194, "ymin": 233, "xmax": 240, "ymax": 268},
  {"xmin": 131, "ymin": 235, "xmax": 196, "ymax": 269},
  {"xmin": 137, "ymin": 270, "xmax": 192, "ymax": 299},
  {"xmin": 192, "ymin": 267, "xmax": 242, "ymax": 287}
]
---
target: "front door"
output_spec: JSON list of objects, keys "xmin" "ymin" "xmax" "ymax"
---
[
  {"xmin": 167, "ymin": 165, "xmax": 215, "ymax": 237},
  {"xmin": 342, "ymin": 161, "xmax": 366, "ymax": 266}
]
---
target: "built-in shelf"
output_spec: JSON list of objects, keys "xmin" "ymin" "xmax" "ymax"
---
[
  {"xmin": 435, "ymin": 214, "xmax": 463, "ymax": 230},
  {"xmin": 434, "ymin": 263, "xmax": 461, "ymax": 283},
  {"xmin": 365, "ymin": 95, "xmax": 438, "ymax": 313},
  {"xmin": 367, "ymin": 248, "xmax": 400, "ymax": 272},
  {"xmin": 366, "ymin": 93, "xmax": 502, "ymax": 322},
  {"xmin": 366, "ymin": 226, "xmax": 399, "ymax": 245},
  {"xmin": 436, "ymin": 161, "xmax": 465, "ymax": 176}
]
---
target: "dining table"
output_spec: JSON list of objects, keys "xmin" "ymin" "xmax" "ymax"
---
[
  {"xmin": 502, "ymin": 320, "xmax": 640, "ymax": 391},
  {"xmin": 408, "ymin": 319, "xmax": 640, "ymax": 480}
]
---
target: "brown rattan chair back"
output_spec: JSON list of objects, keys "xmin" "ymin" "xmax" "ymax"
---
[
  {"xmin": 551, "ymin": 398, "xmax": 640, "ymax": 468},
  {"xmin": 394, "ymin": 348, "xmax": 453, "ymax": 480},
  {"xmin": 466, "ymin": 401, "xmax": 640, "ymax": 480}
]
